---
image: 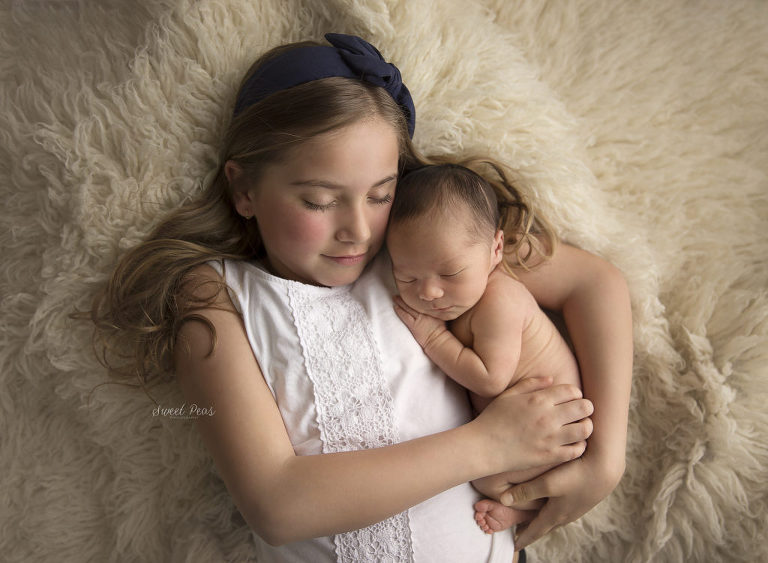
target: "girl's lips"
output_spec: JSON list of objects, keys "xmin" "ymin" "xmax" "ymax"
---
[{"xmin": 325, "ymin": 253, "xmax": 367, "ymax": 265}]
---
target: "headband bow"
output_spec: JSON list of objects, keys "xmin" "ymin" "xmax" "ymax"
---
[{"xmin": 233, "ymin": 33, "xmax": 416, "ymax": 138}]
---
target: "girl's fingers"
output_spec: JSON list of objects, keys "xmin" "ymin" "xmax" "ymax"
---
[
  {"xmin": 514, "ymin": 515, "xmax": 551, "ymax": 552},
  {"xmin": 554, "ymin": 396, "xmax": 593, "ymax": 427},
  {"xmin": 500, "ymin": 474, "xmax": 550, "ymax": 506},
  {"xmin": 546, "ymin": 383, "xmax": 585, "ymax": 404},
  {"xmin": 562, "ymin": 417, "xmax": 593, "ymax": 445},
  {"xmin": 482, "ymin": 381, "xmax": 592, "ymax": 471},
  {"xmin": 512, "ymin": 497, "xmax": 568, "ymax": 550},
  {"xmin": 559, "ymin": 440, "xmax": 587, "ymax": 463}
]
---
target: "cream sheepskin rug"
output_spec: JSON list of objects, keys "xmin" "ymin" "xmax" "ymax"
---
[{"xmin": 2, "ymin": 1, "xmax": 766, "ymax": 561}]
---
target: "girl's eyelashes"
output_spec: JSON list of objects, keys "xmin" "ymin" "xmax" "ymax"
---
[
  {"xmin": 302, "ymin": 193, "xmax": 393, "ymax": 211},
  {"xmin": 370, "ymin": 193, "xmax": 393, "ymax": 205},
  {"xmin": 303, "ymin": 200, "xmax": 334, "ymax": 211}
]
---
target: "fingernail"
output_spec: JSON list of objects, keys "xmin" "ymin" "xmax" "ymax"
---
[{"xmin": 500, "ymin": 493, "xmax": 513, "ymax": 506}]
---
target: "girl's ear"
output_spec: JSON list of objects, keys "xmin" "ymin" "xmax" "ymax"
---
[
  {"xmin": 225, "ymin": 160, "xmax": 254, "ymax": 218},
  {"xmin": 490, "ymin": 229, "xmax": 504, "ymax": 268},
  {"xmin": 224, "ymin": 160, "xmax": 243, "ymax": 185}
]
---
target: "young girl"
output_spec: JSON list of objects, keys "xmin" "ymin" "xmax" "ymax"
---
[
  {"xmin": 89, "ymin": 34, "xmax": 631, "ymax": 561},
  {"xmin": 386, "ymin": 163, "xmax": 585, "ymax": 535}
]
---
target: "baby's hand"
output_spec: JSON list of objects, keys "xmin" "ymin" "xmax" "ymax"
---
[{"xmin": 393, "ymin": 295, "xmax": 448, "ymax": 349}]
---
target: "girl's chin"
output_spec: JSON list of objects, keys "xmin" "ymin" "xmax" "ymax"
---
[{"xmin": 317, "ymin": 266, "xmax": 368, "ymax": 287}]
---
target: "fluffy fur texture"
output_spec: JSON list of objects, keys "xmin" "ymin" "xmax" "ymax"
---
[{"xmin": 1, "ymin": 1, "xmax": 766, "ymax": 561}]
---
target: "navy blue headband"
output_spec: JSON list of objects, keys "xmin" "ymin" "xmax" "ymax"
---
[{"xmin": 233, "ymin": 33, "xmax": 416, "ymax": 138}]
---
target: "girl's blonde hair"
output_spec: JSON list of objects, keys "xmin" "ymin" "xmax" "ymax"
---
[
  {"xmin": 389, "ymin": 158, "xmax": 557, "ymax": 275},
  {"xmin": 85, "ymin": 41, "xmax": 419, "ymax": 394}
]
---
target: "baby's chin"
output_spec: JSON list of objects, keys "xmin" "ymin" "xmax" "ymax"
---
[{"xmin": 422, "ymin": 306, "xmax": 463, "ymax": 321}]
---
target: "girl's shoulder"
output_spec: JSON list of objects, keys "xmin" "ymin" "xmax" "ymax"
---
[
  {"xmin": 187, "ymin": 261, "xmax": 225, "ymax": 281},
  {"xmin": 179, "ymin": 261, "xmax": 264, "ymax": 315},
  {"xmin": 180, "ymin": 263, "xmax": 230, "ymax": 305}
]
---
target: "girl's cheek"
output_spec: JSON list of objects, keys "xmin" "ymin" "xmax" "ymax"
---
[
  {"xmin": 283, "ymin": 208, "xmax": 329, "ymax": 245},
  {"xmin": 370, "ymin": 209, "xmax": 391, "ymax": 244}
]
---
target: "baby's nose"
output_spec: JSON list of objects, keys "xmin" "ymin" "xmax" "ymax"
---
[{"xmin": 418, "ymin": 280, "xmax": 444, "ymax": 301}]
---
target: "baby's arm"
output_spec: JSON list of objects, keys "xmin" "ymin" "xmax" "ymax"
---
[
  {"xmin": 392, "ymin": 290, "xmax": 524, "ymax": 398},
  {"xmin": 175, "ymin": 266, "xmax": 594, "ymax": 546}
]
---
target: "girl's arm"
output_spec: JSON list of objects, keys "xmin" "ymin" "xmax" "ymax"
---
[
  {"xmin": 509, "ymin": 243, "xmax": 633, "ymax": 549},
  {"xmin": 174, "ymin": 266, "xmax": 594, "ymax": 546}
]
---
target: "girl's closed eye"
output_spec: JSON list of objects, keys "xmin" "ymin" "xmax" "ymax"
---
[
  {"xmin": 303, "ymin": 192, "xmax": 392, "ymax": 211},
  {"xmin": 369, "ymin": 193, "xmax": 393, "ymax": 206},
  {"xmin": 303, "ymin": 199, "xmax": 336, "ymax": 211}
]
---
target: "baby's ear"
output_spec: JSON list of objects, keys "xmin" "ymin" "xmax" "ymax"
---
[{"xmin": 491, "ymin": 229, "xmax": 504, "ymax": 266}]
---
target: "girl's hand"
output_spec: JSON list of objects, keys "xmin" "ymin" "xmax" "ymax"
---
[
  {"xmin": 393, "ymin": 295, "xmax": 448, "ymax": 349},
  {"xmin": 500, "ymin": 450, "xmax": 625, "ymax": 551},
  {"xmin": 473, "ymin": 377, "xmax": 594, "ymax": 475}
]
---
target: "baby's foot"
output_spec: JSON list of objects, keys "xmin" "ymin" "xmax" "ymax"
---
[{"xmin": 474, "ymin": 499, "xmax": 521, "ymax": 534}]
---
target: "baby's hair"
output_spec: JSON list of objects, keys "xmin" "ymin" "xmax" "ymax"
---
[
  {"xmin": 389, "ymin": 163, "xmax": 499, "ymax": 243},
  {"xmin": 390, "ymin": 159, "xmax": 557, "ymax": 274},
  {"xmin": 82, "ymin": 40, "xmax": 422, "ymax": 393}
]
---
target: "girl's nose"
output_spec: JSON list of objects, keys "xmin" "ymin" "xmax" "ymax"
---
[
  {"xmin": 418, "ymin": 280, "xmax": 444, "ymax": 301},
  {"xmin": 336, "ymin": 205, "xmax": 371, "ymax": 243}
]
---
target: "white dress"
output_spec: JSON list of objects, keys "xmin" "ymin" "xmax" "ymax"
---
[{"xmin": 210, "ymin": 253, "xmax": 515, "ymax": 562}]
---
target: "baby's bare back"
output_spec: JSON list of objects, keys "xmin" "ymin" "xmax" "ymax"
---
[{"xmin": 515, "ymin": 298, "xmax": 581, "ymax": 390}]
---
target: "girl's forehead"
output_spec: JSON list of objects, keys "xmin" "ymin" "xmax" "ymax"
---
[
  {"xmin": 294, "ymin": 119, "xmax": 398, "ymax": 169},
  {"xmin": 259, "ymin": 117, "xmax": 400, "ymax": 187},
  {"xmin": 306, "ymin": 116, "xmax": 399, "ymax": 149}
]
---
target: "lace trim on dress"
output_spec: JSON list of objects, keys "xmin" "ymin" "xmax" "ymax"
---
[{"xmin": 287, "ymin": 286, "xmax": 415, "ymax": 563}]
